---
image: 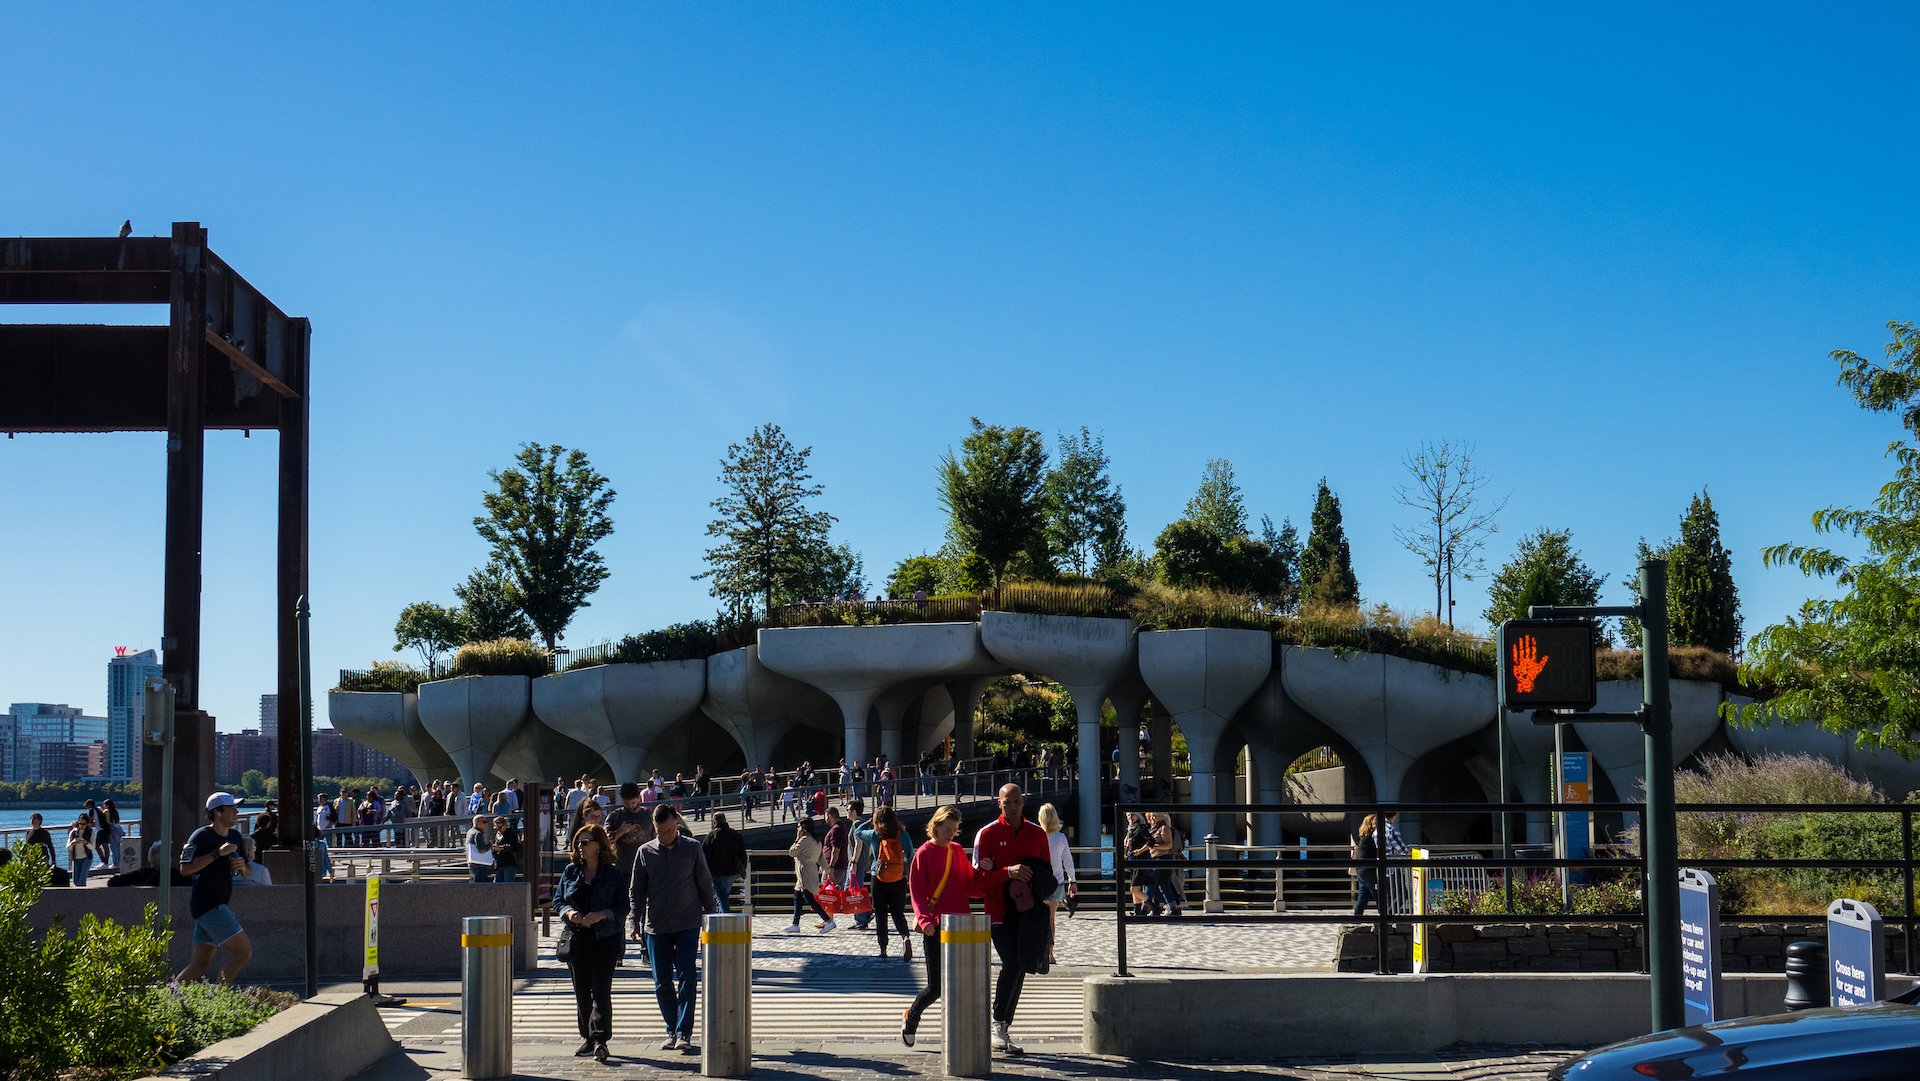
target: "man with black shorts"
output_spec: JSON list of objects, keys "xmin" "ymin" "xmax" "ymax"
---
[{"xmin": 179, "ymin": 791, "xmax": 254, "ymax": 983}]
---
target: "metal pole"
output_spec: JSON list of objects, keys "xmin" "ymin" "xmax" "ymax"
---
[
  {"xmin": 1555, "ymin": 721, "xmax": 1570, "ymax": 911},
  {"xmin": 1640, "ymin": 559, "xmax": 1682, "ymax": 1032},
  {"xmin": 460, "ymin": 914, "xmax": 513, "ymax": 1079},
  {"xmin": 1373, "ymin": 803, "xmax": 1389, "ymax": 975},
  {"xmin": 1115, "ymin": 804, "xmax": 1130, "ymax": 977},
  {"xmin": 941, "ymin": 912, "xmax": 992, "ymax": 1078},
  {"xmin": 298, "ymin": 595, "xmax": 318, "ymax": 999},
  {"xmin": 147, "ymin": 678, "xmax": 177, "ymax": 937},
  {"xmin": 1203, "ymin": 833, "xmax": 1222, "ymax": 913},
  {"xmin": 701, "ymin": 912, "xmax": 751, "ymax": 1078},
  {"xmin": 1496, "ymin": 706, "xmax": 1513, "ymax": 912},
  {"xmin": 1903, "ymin": 807, "xmax": 1914, "ymax": 977}
]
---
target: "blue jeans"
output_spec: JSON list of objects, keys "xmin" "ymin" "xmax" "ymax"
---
[
  {"xmin": 646, "ymin": 927, "xmax": 700, "ymax": 1037},
  {"xmin": 712, "ymin": 874, "xmax": 738, "ymax": 913},
  {"xmin": 470, "ymin": 864, "xmax": 495, "ymax": 883},
  {"xmin": 71, "ymin": 856, "xmax": 91, "ymax": 886},
  {"xmin": 496, "ymin": 863, "xmax": 519, "ymax": 883}
]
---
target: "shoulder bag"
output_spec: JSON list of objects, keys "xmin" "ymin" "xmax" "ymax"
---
[{"xmin": 914, "ymin": 845, "xmax": 958, "ymax": 934}]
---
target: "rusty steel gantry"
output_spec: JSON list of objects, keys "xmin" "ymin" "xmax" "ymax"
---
[{"xmin": 0, "ymin": 222, "xmax": 311, "ymax": 854}]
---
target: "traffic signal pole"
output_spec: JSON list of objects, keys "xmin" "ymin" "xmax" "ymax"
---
[{"xmin": 1514, "ymin": 557, "xmax": 1680, "ymax": 1033}]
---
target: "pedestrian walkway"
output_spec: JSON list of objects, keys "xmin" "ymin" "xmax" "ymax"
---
[{"xmin": 349, "ymin": 912, "xmax": 1581, "ymax": 1079}]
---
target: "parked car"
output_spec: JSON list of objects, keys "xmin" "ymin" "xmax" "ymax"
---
[{"xmin": 1550, "ymin": 983, "xmax": 1920, "ymax": 1080}]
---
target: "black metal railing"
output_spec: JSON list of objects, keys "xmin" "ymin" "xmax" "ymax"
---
[{"xmin": 1113, "ymin": 800, "xmax": 1920, "ymax": 979}]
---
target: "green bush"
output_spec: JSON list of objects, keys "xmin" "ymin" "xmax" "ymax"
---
[
  {"xmin": 334, "ymin": 661, "xmax": 428, "ymax": 693},
  {"xmin": 991, "ymin": 579, "xmax": 1136, "ymax": 619},
  {"xmin": 0, "ymin": 849, "xmax": 289, "ymax": 1079},
  {"xmin": 448, "ymin": 638, "xmax": 550, "ymax": 678},
  {"xmin": 612, "ymin": 621, "xmax": 719, "ymax": 664},
  {"xmin": 1671, "ymin": 752, "xmax": 1907, "ymax": 916},
  {"xmin": 1436, "ymin": 873, "xmax": 1642, "ymax": 917}
]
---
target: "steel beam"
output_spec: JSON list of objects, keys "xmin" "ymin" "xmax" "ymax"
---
[{"xmin": 163, "ymin": 222, "xmax": 208, "ymax": 711}]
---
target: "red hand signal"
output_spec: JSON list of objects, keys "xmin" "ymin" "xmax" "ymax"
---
[{"xmin": 1510, "ymin": 634, "xmax": 1549, "ymax": 693}]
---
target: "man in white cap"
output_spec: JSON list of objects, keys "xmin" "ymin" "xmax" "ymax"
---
[{"xmin": 178, "ymin": 791, "xmax": 254, "ymax": 983}]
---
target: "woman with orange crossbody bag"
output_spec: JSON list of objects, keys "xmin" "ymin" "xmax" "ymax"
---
[{"xmin": 901, "ymin": 805, "xmax": 976, "ymax": 1046}]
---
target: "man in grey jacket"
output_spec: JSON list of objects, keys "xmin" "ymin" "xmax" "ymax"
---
[{"xmin": 628, "ymin": 803, "xmax": 718, "ymax": 1053}]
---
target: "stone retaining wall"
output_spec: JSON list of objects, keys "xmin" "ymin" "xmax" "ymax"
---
[{"xmin": 1337, "ymin": 921, "xmax": 1911, "ymax": 973}]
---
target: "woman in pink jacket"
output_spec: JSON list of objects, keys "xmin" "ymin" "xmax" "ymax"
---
[{"xmin": 901, "ymin": 805, "xmax": 975, "ymax": 1046}]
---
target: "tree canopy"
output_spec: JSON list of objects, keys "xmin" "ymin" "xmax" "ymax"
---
[
  {"xmin": 697, "ymin": 423, "xmax": 843, "ymax": 616},
  {"xmin": 455, "ymin": 561, "xmax": 535, "ymax": 642},
  {"xmin": 473, "ymin": 442, "xmax": 616, "ymax": 651},
  {"xmin": 1623, "ymin": 490, "xmax": 1742, "ymax": 653},
  {"xmin": 1483, "ymin": 527, "xmax": 1606, "ymax": 628},
  {"xmin": 1736, "ymin": 320, "xmax": 1920, "ymax": 755},
  {"xmin": 393, "ymin": 601, "xmax": 464, "ymax": 676},
  {"xmin": 1182, "ymin": 458, "xmax": 1248, "ymax": 541},
  {"xmin": 1298, "ymin": 478, "xmax": 1360, "ymax": 609},
  {"xmin": 1043, "ymin": 426, "xmax": 1128, "ymax": 577},
  {"xmin": 1393, "ymin": 439, "xmax": 1505, "ymax": 627},
  {"xmin": 936, "ymin": 418, "xmax": 1048, "ymax": 589}
]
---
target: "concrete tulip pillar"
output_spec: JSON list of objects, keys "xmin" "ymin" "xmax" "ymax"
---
[
  {"xmin": 979, "ymin": 611, "xmax": 1139, "ymax": 853},
  {"xmin": 942, "ymin": 675, "xmax": 996, "ymax": 760},
  {"xmin": 1233, "ymin": 648, "xmax": 1340, "ymax": 849},
  {"xmin": 532, "ymin": 660, "xmax": 707, "ymax": 784},
  {"xmin": 700, "ymin": 646, "xmax": 832, "ymax": 770},
  {"xmin": 1502, "ymin": 708, "xmax": 1557, "ymax": 844},
  {"xmin": 417, "ymin": 675, "xmax": 533, "ymax": 792},
  {"xmin": 1137, "ymin": 629, "xmax": 1273, "ymax": 845},
  {"xmin": 1575, "ymin": 679, "xmax": 1727, "ymax": 820},
  {"xmin": 328, "ymin": 689, "xmax": 459, "ymax": 783},
  {"xmin": 759, "ymin": 623, "xmax": 999, "ymax": 770},
  {"xmin": 1148, "ymin": 708, "xmax": 1174, "ymax": 794},
  {"xmin": 875, "ymin": 680, "xmax": 941, "ymax": 767}
]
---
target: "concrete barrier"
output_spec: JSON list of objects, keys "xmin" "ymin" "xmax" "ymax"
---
[
  {"xmin": 1084, "ymin": 972, "xmax": 1798, "ymax": 1059},
  {"xmin": 137, "ymin": 992, "xmax": 394, "ymax": 1081},
  {"xmin": 28, "ymin": 882, "xmax": 536, "ymax": 977}
]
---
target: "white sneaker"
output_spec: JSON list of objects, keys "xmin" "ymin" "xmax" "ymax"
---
[
  {"xmin": 991, "ymin": 1022, "xmax": 1009, "ymax": 1051},
  {"xmin": 782, "ymin": 924, "xmax": 801, "ymax": 935},
  {"xmin": 998, "ymin": 1024, "xmax": 1023, "ymax": 1054},
  {"xmin": 818, "ymin": 919, "xmax": 838, "ymax": 932}
]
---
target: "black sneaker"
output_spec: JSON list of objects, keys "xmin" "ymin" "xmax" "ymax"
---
[{"xmin": 575, "ymin": 1038, "xmax": 596, "ymax": 1057}]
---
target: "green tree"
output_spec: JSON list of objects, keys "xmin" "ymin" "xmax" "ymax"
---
[
  {"xmin": 1261, "ymin": 514, "xmax": 1301, "ymax": 611},
  {"xmin": 455, "ymin": 562, "xmax": 534, "ymax": 642},
  {"xmin": 1183, "ymin": 458, "xmax": 1248, "ymax": 541},
  {"xmin": 1043, "ymin": 426, "xmax": 1129, "ymax": 576},
  {"xmin": 473, "ymin": 442, "xmax": 617, "ymax": 651},
  {"xmin": 1153, "ymin": 518, "xmax": 1229, "ymax": 590},
  {"xmin": 1622, "ymin": 490, "xmax": 1742, "ymax": 653},
  {"xmin": 393, "ymin": 601, "xmax": 465, "ymax": 676},
  {"xmin": 238, "ymin": 769, "xmax": 267, "ymax": 798},
  {"xmin": 1736, "ymin": 321, "xmax": 1920, "ymax": 755},
  {"xmin": 1393, "ymin": 439, "xmax": 1506, "ymax": 627},
  {"xmin": 697, "ymin": 423, "xmax": 840, "ymax": 617},
  {"xmin": 936, "ymin": 418, "xmax": 1048, "ymax": 590},
  {"xmin": 1298, "ymin": 478, "xmax": 1360, "ymax": 609},
  {"xmin": 1484, "ymin": 528, "xmax": 1606, "ymax": 626},
  {"xmin": 888, "ymin": 554, "xmax": 943, "ymax": 597}
]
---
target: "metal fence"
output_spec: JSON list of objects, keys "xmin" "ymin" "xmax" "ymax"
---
[{"xmin": 1115, "ymin": 800, "xmax": 1920, "ymax": 978}]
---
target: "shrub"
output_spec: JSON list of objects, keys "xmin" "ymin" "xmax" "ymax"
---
[
  {"xmin": 0, "ymin": 849, "xmax": 289, "ymax": 1080},
  {"xmin": 991, "ymin": 579, "xmax": 1136, "ymax": 619},
  {"xmin": 1436, "ymin": 873, "xmax": 1642, "ymax": 917},
  {"xmin": 1668, "ymin": 752, "xmax": 1905, "ymax": 916},
  {"xmin": 448, "ymin": 638, "xmax": 550, "ymax": 678},
  {"xmin": 1128, "ymin": 582, "xmax": 1272, "ymax": 631},
  {"xmin": 333, "ymin": 660, "xmax": 428, "ymax": 693},
  {"xmin": 612, "ymin": 621, "xmax": 719, "ymax": 664},
  {"xmin": 1595, "ymin": 645, "xmax": 1741, "ymax": 687}
]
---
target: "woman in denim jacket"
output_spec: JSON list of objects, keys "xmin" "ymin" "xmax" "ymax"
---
[{"xmin": 556, "ymin": 823, "xmax": 629, "ymax": 1061}]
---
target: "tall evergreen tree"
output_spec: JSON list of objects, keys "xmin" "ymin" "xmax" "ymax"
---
[
  {"xmin": 473, "ymin": 442, "xmax": 616, "ymax": 650},
  {"xmin": 936, "ymin": 418, "xmax": 1048, "ymax": 589},
  {"xmin": 1183, "ymin": 458, "xmax": 1249, "ymax": 541},
  {"xmin": 1262, "ymin": 514, "xmax": 1302, "ymax": 611},
  {"xmin": 697, "ymin": 423, "xmax": 839, "ymax": 618},
  {"xmin": 1484, "ymin": 528, "xmax": 1606, "ymax": 627},
  {"xmin": 1297, "ymin": 478, "xmax": 1360, "ymax": 609},
  {"xmin": 1621, "ymin": 490, "xmax": 1743, "ymax": 653},
  {"xmin": 1043, "ymin": 426, "xmax": 1128, "ymax": 577}
]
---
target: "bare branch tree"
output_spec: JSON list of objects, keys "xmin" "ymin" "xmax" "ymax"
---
[{"xmin": 1394, "ymin": 439, "xmax": 1507, "ymax": 627}]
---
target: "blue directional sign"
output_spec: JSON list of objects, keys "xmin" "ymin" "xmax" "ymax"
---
[
  {"xmin": 1828, "ymin": 898, "xmax": 1885, "ymax": 1008},
  {"xmin": 1678, "ymin": 868, "xmax": 1722, "ymax": 1025},
  {"xmin": 1558, "ymin": 752, "xmax": 1591, "ymax": 885}
]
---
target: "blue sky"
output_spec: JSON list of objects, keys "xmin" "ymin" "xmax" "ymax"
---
[{"xmin": 3, "ymin": 4, "xmax": 1915, "ymax": 732}]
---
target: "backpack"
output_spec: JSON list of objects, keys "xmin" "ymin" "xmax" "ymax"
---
[{"xmin": 876, "ymin": 836, "xmax": 906, "ymax": 883}]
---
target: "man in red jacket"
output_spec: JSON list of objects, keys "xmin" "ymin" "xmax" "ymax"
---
[{"xmin": 972, "ymin": 783, "xmax": 1050, "ymax": 1054}]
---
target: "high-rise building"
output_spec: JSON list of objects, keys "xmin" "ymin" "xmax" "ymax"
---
[
  {"xmin": 6, "ymin": 703, "xmax": 109, "ymax": 782},
  {"xmin": 259, "ymin": 694, "xmax": 279, "ymax": 729},
  {"xmin": 106, "ymin": 648, "xmax": 162, "ymax": 781},
  {"xmin": 214, "ymin": 728, "xmax": 279, "ymax": 784}
]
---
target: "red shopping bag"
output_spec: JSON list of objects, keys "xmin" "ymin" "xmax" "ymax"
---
[
  {"xmin": 840, "ymin": 882, "xmax": 874, "ymax": 916},
  {"xmin": 816, "ymin": 882, "xmax": 845, "ymax": 915}
]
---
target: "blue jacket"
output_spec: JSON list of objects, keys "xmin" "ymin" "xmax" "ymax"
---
[{"xmin": 555, "ymin": 859, "xmax": 629, "ymax": 941}]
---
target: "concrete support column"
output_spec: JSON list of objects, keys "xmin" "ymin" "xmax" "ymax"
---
[
  {"xmin": 1246, "ymin": 742, "xmax": 1289, "ymax": 849},
  {"xmin": 1111, "ymin": 692, "xmax": 1144, "ymax": 803},
  {"xmin": 943, "ymin": 678, "xmax": 988, "ymax": 760},
  {"xmin": 1069, "ymin": 688, "xmax": 1105, "ymax": 858},
  {"xmin": 826, "ymin": 690, "xmax": 877, "ymax": 768},
  {"xmin": 1149, "ymin": 708, "xmax": 1173, "ymax": 794},
  {"xmin": 1179, "ymin": 716, "xmax": 1228, "ymax": 847}
]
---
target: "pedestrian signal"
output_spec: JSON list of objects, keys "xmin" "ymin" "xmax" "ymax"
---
[{"xmin": 1498, "ymin": 620, "xmax": 1596, "ymax": 711}]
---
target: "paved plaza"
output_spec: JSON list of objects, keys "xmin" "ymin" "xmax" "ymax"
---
[{"xmin": 349, "ymin": 913, "xmax": 1584, "ymax": 1080}]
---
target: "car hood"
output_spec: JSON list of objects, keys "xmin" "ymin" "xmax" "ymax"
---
[{"xmin": 1550, "ymin": 1003, "xmax": 1920, "ymax": 1081}]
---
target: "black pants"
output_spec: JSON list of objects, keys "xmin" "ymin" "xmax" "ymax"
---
[
  {"xmin": 568, "ymin": 931, "xmax": 622, "ymax": 1041},
  {"xmin": 906, "ymin": 930, "xmax": 941, "ymax": 1028},
  {"xmin": 990, "ymin": 921, "xmax": 1025, "ymax": 1025},
  {"xmin": 871, "ymin": 879, "xmax": 911, "ymax": 952}
]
